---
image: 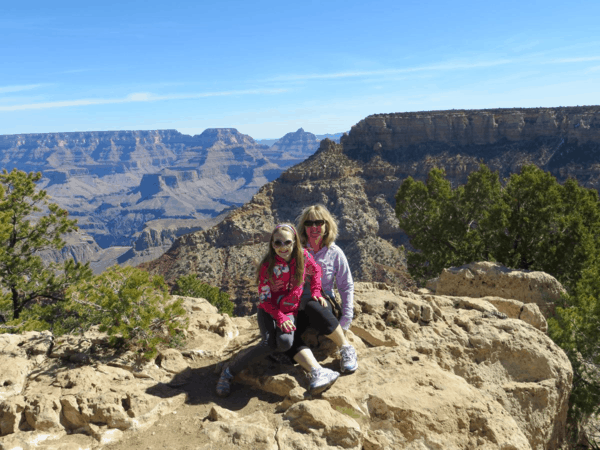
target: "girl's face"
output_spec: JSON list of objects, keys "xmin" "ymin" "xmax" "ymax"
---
[
  {"xmin": 304, "ymin": 213, "xmax": 327, "ymax": 247},
  {"xmin": 272, "ymin": 228, "xmax": 295, "ymax": 262}
]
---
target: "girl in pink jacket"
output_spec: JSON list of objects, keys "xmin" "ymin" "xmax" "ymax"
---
[{"xmin": 216, "ymin": 223, "xmax": 340, "ymax": 397}]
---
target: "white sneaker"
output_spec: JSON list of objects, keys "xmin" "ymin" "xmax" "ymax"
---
[
  {"xmin": 308, "ymin": 367, "xmax": 340, "ymax": 395},
  {"xmin": 339, "ymin": 345, "xmax": 358, "ymax": 373}
]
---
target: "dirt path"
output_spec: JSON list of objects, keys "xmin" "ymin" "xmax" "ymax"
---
[{"xmin": 103, "ymin": 356, "xmax": 286, "ymax": 450}]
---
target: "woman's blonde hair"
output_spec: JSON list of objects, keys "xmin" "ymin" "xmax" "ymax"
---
[
  {"xmin": 296, "ymin": 204, "xmax": 338, "ymax": 248},
  {"xmin": 256, "ymin": 223, "xmax": 305, "ymax": 286}
]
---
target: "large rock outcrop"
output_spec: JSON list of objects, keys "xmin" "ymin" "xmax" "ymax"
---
[
  {"xmin": 0, "ymin": 283, "xmax": 572, "ymax": 449},
  {"xmin": 428, "ymin": 261, "xmax": 567, "ymax": 316}
]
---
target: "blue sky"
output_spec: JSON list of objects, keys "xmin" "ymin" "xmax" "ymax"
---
[{"xmin": 2, "ymin": 0, "xmax": 600, "ymax": 139}]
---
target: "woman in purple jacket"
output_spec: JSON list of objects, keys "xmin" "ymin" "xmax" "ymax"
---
[{"xmin": 289, "ymin": 204, "xmax": 358, "ymax": 374}]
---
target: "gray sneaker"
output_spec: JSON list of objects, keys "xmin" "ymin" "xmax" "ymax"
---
[
  {"xmin": 308, "ymin": 367, "xmax": 340, "ymax": 395},
  {"xmin": 339, "ymin": 345, "xmax": 358, "ymax": 373}
]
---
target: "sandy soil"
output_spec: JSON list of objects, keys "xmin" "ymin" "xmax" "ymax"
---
[{"xmin": 102, "ymin": 355, "xmax": 289, "ymax": 450}]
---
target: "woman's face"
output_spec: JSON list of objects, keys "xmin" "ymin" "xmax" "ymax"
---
[
  {"xmin": 272, "ymin": 228, "xmax": 295, "ymax": 262},
  {"xmin": 304, "ymin": 213, "xmax": 327, "ymax": 247}
]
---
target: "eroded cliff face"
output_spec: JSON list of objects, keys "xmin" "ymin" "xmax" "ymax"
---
[{"xmin": 342, "ymin": 106, "xmax": 600, "ymax": 188}]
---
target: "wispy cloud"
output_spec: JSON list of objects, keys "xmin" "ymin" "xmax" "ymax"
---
[
  {"xmin": 268, "ymin": 60, "xmax": 513, "ymax": 82},
  {"xmin": 549, "ymin": 56, "xmax": 600, "ymax": 64},
  {"xmin": 0, "ymin": 84, "xmax": 46, "ymax": 94},
  {"xmin": 0, "ymin": 88, "xmax": 288, "ymax": 112}
]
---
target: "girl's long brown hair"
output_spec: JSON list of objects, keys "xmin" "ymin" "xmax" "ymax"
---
[{"xmin": 256, "ymin": 223, "xmax": 305, "ymax": 287}]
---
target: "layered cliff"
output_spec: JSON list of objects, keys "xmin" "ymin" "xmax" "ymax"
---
[
  {"xmin": 143, "ymin": 138, "xmax": 414, "ymax": 313},
  {"xmin": 1, "ymin": 129, "xmax": 305, "ymax": 254},
  {"xmin": 342, "ymin": 106, "xmax": 600, "ymax": 188}
]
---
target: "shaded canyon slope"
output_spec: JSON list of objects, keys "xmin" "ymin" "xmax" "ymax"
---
[{"xmin": 145, "ymin": 106, "xmax": 600, "ymax": 313}]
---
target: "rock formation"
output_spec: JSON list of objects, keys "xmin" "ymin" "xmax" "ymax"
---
[
  {"xmin": 261, "ymin": 128, "xmax": 321, "ymax": 166},
  {"xmin": 0, "ymin": 128, "xmax": 330, "ymax": 271},
  {"xmin": 428, "ymin": 261, "xmax": 567, "ymax": 316},
  {"xmin": 145, "ymin": 106, "xmax": 600, "ymax": 314},
  {"xmin": 0, "ymin": 278, "xmax": 572, "ymax": 449},
  {"xmin": 0, "ymin": 129, "xmax": 272, "ymax": 249},
  {"xmin": 342, "ymin": 106, "xmax": 600, "ymax": 189}
]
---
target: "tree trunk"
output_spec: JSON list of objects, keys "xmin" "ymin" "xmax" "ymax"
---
[{"xmin": 12, "ymin": 288, "xmax": 20, "ymax": 319}]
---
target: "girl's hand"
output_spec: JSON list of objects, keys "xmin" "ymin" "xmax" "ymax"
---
[
  {"xmin": 313, "ymin": 296, "xmax": 327, "ymax": 307},
  {"xmin": 280, "ymin": 319, "xmax": 296, "ymax": 333}
]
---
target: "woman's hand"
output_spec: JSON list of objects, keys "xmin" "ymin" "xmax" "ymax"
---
[
  {"xmin": 280, "ymin": 319, "xmax": 296, "ymax": 333},
  {"xmin": 313, "ymin": 296, "xmax": 327, "ymax": 307}
]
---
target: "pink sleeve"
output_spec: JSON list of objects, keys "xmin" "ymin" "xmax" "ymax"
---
[
  {"xmin": 257, "ymin": 264, "xmax": 288, "ymax": 326},
  {"xmin": 306, "ymin": 253, "xmax": 322, "ymax": 297}
]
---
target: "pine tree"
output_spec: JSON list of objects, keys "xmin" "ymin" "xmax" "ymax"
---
[
  {"xmin": 0, "ymin": 169, "xmax": 92, "ymax": 322},
  {"xmin": 395, "ymin": 164, "xmax": 600, "ymax": 288}
]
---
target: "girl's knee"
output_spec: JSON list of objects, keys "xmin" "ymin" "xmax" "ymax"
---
[{"xmin": 276, "ymin": 334, "xmax": 294, "ymax": 352}]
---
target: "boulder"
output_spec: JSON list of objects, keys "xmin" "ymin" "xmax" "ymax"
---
[{"xmin": 432, "ymin": 261, "xmax": 566, "ymax": 314}]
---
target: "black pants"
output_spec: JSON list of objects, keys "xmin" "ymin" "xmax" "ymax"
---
[
  {"xmin": 286, "ymin": 294, "xmax": 339, "ymax": 357},
  {"xmin": 228, "ymin": 309, "xmax": 295, "ymax": 376}
]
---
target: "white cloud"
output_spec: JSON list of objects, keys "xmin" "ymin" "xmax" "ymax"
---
[
  {"xmin": 0, "ymin": 88, "xmax": 288, "ymax": 112},
  {"xmin": 0, "ymin": 84, "xmax": 46, "ymax": 94},
  {"xmin": 550, "ymin": 56, "xmax": 600, "ymax": 64},
  {"xmin": 268, "ymin": 60, "xmax": 513, "ymax": 82}
]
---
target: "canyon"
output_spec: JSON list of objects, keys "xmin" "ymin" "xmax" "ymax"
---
[{"xmin": 0, "ymin": 128, "xmax": 326, "ymax": 270}]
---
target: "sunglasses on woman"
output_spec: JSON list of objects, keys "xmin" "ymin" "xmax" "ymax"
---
[
  {"xmin": 304, "ymin": 220, "xmax": 325, "ymax": 227},
  {"xmin": 273, "ymin": 239, "xmax": 294, "ymax": 248}
]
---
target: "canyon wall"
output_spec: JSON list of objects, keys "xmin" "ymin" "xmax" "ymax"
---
[{"xmin": 342, "ymin": 106, "xmax": 600, "ymax": 188}]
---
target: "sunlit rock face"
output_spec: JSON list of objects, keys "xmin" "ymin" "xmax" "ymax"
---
[
  {"xmin": 0, "ymin": 128, "xmax": 324, "ymax": 270},
  {"xmin": 143, "ymin": 106, "xmax": 600, "ymax": 314},
  {"xmin": 342, "ymin": 106, "xmax": 600, "ymax": 189}
]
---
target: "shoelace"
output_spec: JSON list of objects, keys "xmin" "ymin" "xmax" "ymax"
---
[
  {"xmin": 340, "ymin": 348, "xmax": 354, "ymax": 363},
  {"xmin": 307, "ymin": 368, "xmax": 321, "ymax": 381}
]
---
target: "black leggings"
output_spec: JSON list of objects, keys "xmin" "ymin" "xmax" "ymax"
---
[{"xmin": 286, "ymin": 298, "xmax": 339, "ymax": 357}]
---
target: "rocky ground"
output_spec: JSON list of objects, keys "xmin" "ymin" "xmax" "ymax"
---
[{"xmin": 0, "ymin": 264, "xmax": 572, "ymax": 450}]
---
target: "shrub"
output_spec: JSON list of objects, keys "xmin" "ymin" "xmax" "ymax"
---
[
  {"xmin": 12, "ymin": 265, "xmax": 189, "ymax": 360},
  {"xmin": 173, "ymin": 274, "xmax": 234, "ymax": 316},
  {"xmin": 549, "ymin": 259, "xmax": 600, "ymax": 447}
]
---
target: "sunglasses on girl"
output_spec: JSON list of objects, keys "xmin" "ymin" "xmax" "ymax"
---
[
  {"xmin": 304, "ymin": 220, "xmax": 325, "ymax": 227},
  {"xmin": 273, "ymin": 239, "xmax": 294, "ymax": 248}
]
